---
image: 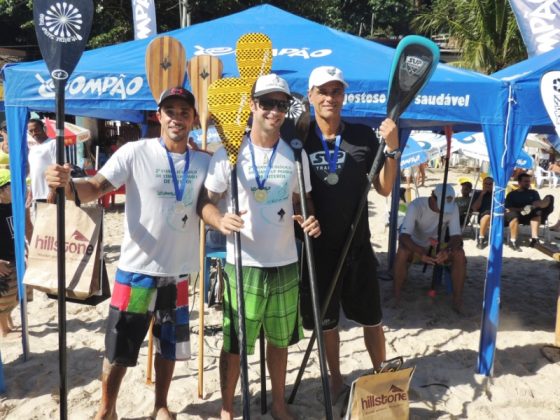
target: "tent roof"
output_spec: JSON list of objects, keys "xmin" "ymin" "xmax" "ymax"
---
[{"xmin": 2, "ymin": 4, "xmax": 504, "ymax": 129}]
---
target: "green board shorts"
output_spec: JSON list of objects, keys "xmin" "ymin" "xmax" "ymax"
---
[{"xmin": 222, "ymin": 262, "xmax": 303, "ymax": 354}]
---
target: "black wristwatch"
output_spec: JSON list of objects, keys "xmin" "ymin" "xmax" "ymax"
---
[{"xmin": 384, "ymin": 147, "xmax": 401, "ymax": 159}]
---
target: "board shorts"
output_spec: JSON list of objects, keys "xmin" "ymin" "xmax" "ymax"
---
[
  {"xmin": 222, "ymin": 262, "xmax": 303, "ymax": 354},
  {"xmin": 300, "ymin": 242, "xmax": 382, "ymax": 330},
  {"xmin": 0, "ymin": 267, "xmax": 17, "ymax": 314},
  {"xmin": 105, "ymin": 269, "xmax": 190, "ymax": 366}
]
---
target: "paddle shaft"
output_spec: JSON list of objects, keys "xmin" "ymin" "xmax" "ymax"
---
[
  {"xmin": 230, "ymin": 165, "xmax": 251, "ymax": 419},
  {"xmin": 55, "ymin": 80, "xmax": 68, "ymax": 420},
  {"xmin": 146, "ymin": 319, "xmax": 154, "ymax": 384},
  {"xmin": 291, "ymin": 146, "xmax": 333, "ymax": 419}
]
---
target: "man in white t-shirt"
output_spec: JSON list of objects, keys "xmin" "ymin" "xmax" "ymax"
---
[
  {"xmin": 198, "ymin": 74, "xmax": 321, "ymax": 420},
  {"xmin": 45, "ymin": 87, "xmax": 210, "ymax": 420},
  {"xmin": 27, "ymin": 119, "xmax": 56, "ymax": 203},
  {"xmin": 393, "ymin": 184, "xmax": 466, "ymax": 312}
]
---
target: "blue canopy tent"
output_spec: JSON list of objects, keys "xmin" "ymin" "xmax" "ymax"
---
[
  {"xmin": 473, "ymin": 47, "xmax": 560, "ymax": 376},
  {"xmin": 3, "ymin": 4, "xmax": 511, "ymax": 371}
]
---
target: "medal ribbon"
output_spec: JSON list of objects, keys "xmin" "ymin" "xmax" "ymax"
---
[
  {"xmin": 159, "ymin": 138, "xmax": 190, "ymax": 202},
  {"xmin": 248, "ymin": 136, "xmax": 279, "ymax": 191},
  {"xmin": 315, "ymin": 124, "xmax": 341, "ymax": 174}
]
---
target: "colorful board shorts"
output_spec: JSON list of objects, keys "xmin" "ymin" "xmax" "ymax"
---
[
  {"xmin": 222, "ymin": 262, "xmax": 303, "ymax": 355},
  {"xmin": 105, "ymin": 269, "xmax": 190, "ymax": 366},
  {"xmin": 0, "ymin": 268, "xmax": 17, "ymax": 314}
]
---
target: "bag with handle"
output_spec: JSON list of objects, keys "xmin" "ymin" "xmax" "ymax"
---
[{"xmin": 23, "ymin": 199, "xmax": 110, "ymax": 305}]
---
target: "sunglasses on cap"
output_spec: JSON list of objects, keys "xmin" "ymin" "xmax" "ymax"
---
[{"xmin": 256, "ymin": 98, "xmax": 291, "ymax": 113}]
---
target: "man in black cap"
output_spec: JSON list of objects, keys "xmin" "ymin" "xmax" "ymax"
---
[{"xmin": 46, "ymin": 87, "xmax": 209, "ymax": 420}]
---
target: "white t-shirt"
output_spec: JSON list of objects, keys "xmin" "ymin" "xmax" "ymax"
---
[
  {"xmin": 204, "ymin": 137, "xmax": 311, "ymax": 267},
  {"xmin": 99, "ymin": 139, "xmax": 210, "ymax": 276},
  {"xmin": 28, "ymin": 139, "xmax": 56, "ymax": 200},
  {"xmin": 400, "ymin": 196, "xmax": 461, "ymax": 247}
]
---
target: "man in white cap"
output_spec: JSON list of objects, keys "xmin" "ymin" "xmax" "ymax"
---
[
  {"xmin": 198, "ymin": 73, "xmax": 321, "ymax": 420},
  {"xmin": 300, "ymin": 65, "xmax": 399, "ymax": 404},
  {"xmin": 393, "ymin": 183, "xmax": 466, "ymax": 311}
]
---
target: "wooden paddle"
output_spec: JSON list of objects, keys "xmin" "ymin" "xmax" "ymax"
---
[
  {"xmin": 208, "ymin": 76, "xmax": 253, "ymax": 419},
  {"xmin": 33, "ymin": 1, "xmax": 94, "ymax": 416},
  {"xmin": 235, "ymin": 32, "xmax": 272, "ymax": 415},
  {"xmin": 144, "ymin": 35, "xmax": 187, "ymax": 385},
  {"xmin": 187, "ymin": 54, "xmax": 223, "ymax": 399}
]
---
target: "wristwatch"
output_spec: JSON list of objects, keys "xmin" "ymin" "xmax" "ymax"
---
[{"xmin": 384, "ymin": 147, "xmax": 401, "ymax": 159}]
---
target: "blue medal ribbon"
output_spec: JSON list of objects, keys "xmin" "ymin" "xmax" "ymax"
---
[
  {"xmin": 159, "ymin": 138, "xmax": 190, "ymax": 202},
  {"xmin": 248, "ymin": 137, "xmax": 279, "ymax": 191},
  {"xmin": 315, "ymin": 124, "xmax": 341, "ymax": 174}
]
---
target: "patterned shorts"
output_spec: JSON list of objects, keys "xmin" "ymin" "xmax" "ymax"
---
[
  {"xmin": 222, "ymin": 262, "xmax": 303, "ymax": 355},
  {"xmin": 105, "ymin": 269, "xmax": 190, "ymax": 366}
]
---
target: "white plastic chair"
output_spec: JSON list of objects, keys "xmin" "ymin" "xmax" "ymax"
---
[{"xmin": 534, "ymin": 166, "xmax": 559, "ymax": 188}]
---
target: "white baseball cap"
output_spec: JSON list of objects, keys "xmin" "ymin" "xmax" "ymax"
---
[
  {"xmin": 433, "ymin": 184, "xmax": 456, "ymax": 214},
  {"xmin": 308, "ymin": 66, "xmax": 349, "ymax": 90},
  {"xmin": 252, "ymin": 74, "xmax": 292, "ymax": 99}
]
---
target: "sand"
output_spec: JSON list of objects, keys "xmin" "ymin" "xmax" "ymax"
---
[{"xmin": 1, "ymin": 165, "xmax": 559, "ymax": 419}]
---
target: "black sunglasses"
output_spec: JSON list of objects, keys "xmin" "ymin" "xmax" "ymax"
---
[{"xmin": 256, "ymin": 98, "xmax": 291, "ymax": 113}]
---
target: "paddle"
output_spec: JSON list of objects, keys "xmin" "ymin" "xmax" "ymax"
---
[
  {"xmin": 235, "ymin": 32, "xmax": 272, "ymax": 415},
  {"xmin": 187, "ymin": 54, "xmax": 223, "ymax": 399},
  {"xmin": 208, "ymin": 76, "xmax": 253, "ymax": 420},
  {"xmin": 285, "ymin": 95, "xmax": 333, "ymax": 419},
  {"xmin": 428, "ymin": 126, "xmax": 453, "ymax": 297},
  {"xmin": 33, "ymin": 0, "xmax": 93, "ymax": 417},
  {"xmin": 144, "ymin": 35, "xmax": 187, "ymax": 385},
  {"xmin": 289, "ymin": 35, "xmax": 440, "ymax": 403}
]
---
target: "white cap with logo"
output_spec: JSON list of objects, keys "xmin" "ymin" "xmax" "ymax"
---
[
  {"xmin": 308, "ymin": 66, "xmax": 349, "ymax": 90},
  {"xmin": 252, "ymin": 74, "xmax": 292, "ymax": 99},
  {"xmin": 433, "ymin": 183, "xmax": 456, "ymax": 214}
]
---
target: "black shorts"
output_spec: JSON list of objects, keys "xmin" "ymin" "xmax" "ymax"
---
[{"xmin": 300, "ymin": 242, "xmax": 382, "ymax": 330}]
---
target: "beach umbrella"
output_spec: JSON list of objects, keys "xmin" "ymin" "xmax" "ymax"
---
[
  {"xmin": 401, "ymin": 135, "xmax": 429, "ymax": 169},
  {"xmin": 453, "ymin": 132, "xmax": 533, "ymax": 169},
  {"xmin": 409, "ymin": 131, "xmax": 449, "ymax": 160},
  {"xmin": 43, "ymin": 117, "xmax": 91, "ymax": 146}
]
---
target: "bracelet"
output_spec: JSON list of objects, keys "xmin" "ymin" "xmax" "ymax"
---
[{"xmin": 68, "ymin": 178, "xmax": 81, "ymax": 207}]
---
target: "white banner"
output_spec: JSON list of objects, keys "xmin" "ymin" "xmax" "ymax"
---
[
  {"xmin": 541, "ymin": 71, "xmax": 560, "ymax": 137},
  {"xmin": 508, "ymin": 0, "xmax": 560, "ymax": 56},
  {"xmin": 131, "ymin": 0, "xmax": 157, "ymax": 40}
]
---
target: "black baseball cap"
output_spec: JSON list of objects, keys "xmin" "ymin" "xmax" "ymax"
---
[{"xmin": 157, "ymin": 87, "xmax": 196, "ymax": 108}]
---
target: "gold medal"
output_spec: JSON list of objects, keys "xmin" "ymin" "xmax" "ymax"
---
[{"xmin": 254, "ymin": 189, "xmax": 268, "ymax": 202}]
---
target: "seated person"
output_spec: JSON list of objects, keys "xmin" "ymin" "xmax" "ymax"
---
[
  {"xmin": 455, "ymin": 180, "xmax": 473, "ymax": 226},
  {"xmin": 472, "ymin": 177, "xmax": 494, "ymax": 249},
  {"xmin": 393, "ymin": 184, "xmax": 466, "ymax": 312},
  {"xmin": 505, "ymin": 172, "xmax": 554, "ymax": 250}
]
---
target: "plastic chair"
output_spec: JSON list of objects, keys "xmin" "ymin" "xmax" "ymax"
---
[{"xmin": 534, "ymin": 166, "xmax": 559, "ymax": 188}]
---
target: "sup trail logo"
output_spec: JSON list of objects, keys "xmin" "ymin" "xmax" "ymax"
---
[
  {"xmin": 37, "ymin": 2, "xmax": 84, "ymax": 43},
  {"xmin": 404, "ymin": 56, "xmax": 425, "ymax": 76}
]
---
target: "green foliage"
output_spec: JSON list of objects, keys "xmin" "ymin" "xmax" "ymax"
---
[
  {"xmin": 368, "ymin": 0, "xmax": 414, "ymax": 36},
  {"xmin": 412, "ymin": 0, "xmax": 526, "ymax": 73}
]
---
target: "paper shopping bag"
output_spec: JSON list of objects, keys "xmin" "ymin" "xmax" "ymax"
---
[
  {"xmin": 345, "ymin": 365, "xmax": 415, "ymax": 420},
  {"xmin": 24, "ymin": 201, "xmax": 109, "ymax": 303}
]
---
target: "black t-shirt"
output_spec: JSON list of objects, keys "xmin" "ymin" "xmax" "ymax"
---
[
  {"xmin": 304, "ymin": 121, "xmax": 378, "ymax": 249},
  {"xmin": 0, "ymin": 203, "xmax": 15, "ymax": 261},
  {"xmin": 505, "ymin": 188, "xmax": 540, "ymax": 209},
  {"xmin": 473, "ymin": 190, "xmax": 492, "ymax": 213}
]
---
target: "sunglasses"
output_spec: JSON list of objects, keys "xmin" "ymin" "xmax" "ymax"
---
[{"xmin": 256, "ymin": 98, "xmax": 291, "ymax": 113}]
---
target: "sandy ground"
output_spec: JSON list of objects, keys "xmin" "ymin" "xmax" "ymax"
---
[{"xmin": 1, "ymin": 165, "xmax": 560, "ymax": 419}]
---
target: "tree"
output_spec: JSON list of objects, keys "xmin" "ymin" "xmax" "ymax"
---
[{"xmin": 412, "ymin": 0, "xmax": 526, "ymax": 73}]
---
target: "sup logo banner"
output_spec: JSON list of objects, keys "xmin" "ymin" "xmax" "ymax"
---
[
  {"xmin": 541, "ymin": 71, "xmax": 560, "ymax": 134},
  {"xmin": 34, "ymin": 0, "xmax": 93, "ymax": 81},
  {"xmin": 132, "ymin": 0, "xmax": 157, "ymax": 40}
]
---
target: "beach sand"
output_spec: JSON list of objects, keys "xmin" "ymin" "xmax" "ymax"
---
[{"xmin": 1, "ymin": 165, "xmax": 559, "ymax": 419}]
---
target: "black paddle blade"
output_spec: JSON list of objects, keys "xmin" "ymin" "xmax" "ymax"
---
[
  {"xmin": 280, "ymin": 93, "xmax": 310, "ymax": 143},
  {"xmin": 33, "ymin": 0, "xmax": 93, "ymax": 82},
  {"xmin": 387, "ymin": 36, "xmax": 439, "ymax": 122}
]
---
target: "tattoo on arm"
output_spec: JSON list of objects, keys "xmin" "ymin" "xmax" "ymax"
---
[
  {"xmin": 196, "ymin": 186, "xmax": 224, "ymax": 216},
  {"xmin": 94, "ymin": 174, "xmax": 115, "ymax": 195}
]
